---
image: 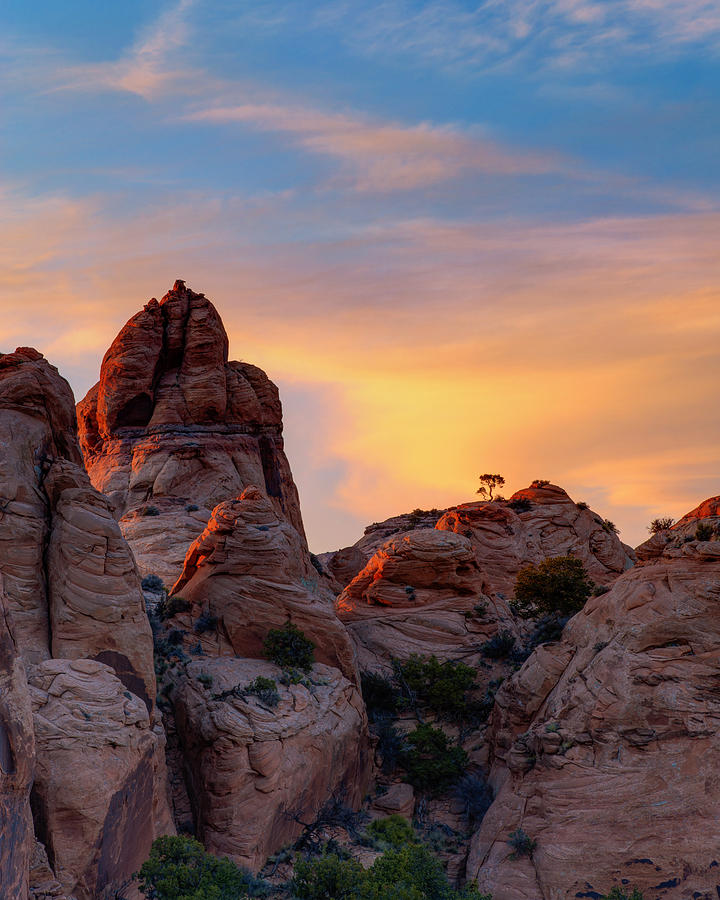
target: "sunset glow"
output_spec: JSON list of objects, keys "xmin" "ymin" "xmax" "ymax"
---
[{"xmin": 2, "ymin": 0, "xmax": 718, "ymax": 551}]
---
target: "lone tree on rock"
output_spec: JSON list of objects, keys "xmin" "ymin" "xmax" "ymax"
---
[
  {"xmin": 477, "ymin": 473, "xmax": 505, "ymax": 501},
  {"xmin": 511, "ymin": 555, "xmax": 593, "ymax": 619},
  {"xmin": 648, "ymin": 517, "xmax": 674, "ymax": 534}
]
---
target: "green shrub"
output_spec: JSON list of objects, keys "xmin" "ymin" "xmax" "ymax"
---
[
  {"xmin": 364, "ymin": 815, "xmax": 417, "ymax": 850},
  {"xmin": 185, "ymin": 503, "xmax": 200, "ymax": 512},
  {"xmin": 246, "ymin": 676, "xmax": 280, "ymax": 708},
  {"xmin": 143, "ymin": 505, "xmax": 161, "ymax": 517},
  {"xmin": 135, "ymin": 834, "xmax": 266, "ymax": 898},
  {"xmin": 696, "ymin": 521, "xmax": 715, "ymax": 541},
  {"xmin": 507, "ymin": 828, "xmax": 536, "ymax": 858},
  {"xmin": 395, "ymin": 655, "xmax": 476, "ymax": 720},
  {"xmin": 400, "ymin": 723, "xmax": 468, "ymax": 795},
  {"xmin": 601, "ymin": 519, "xmax": 619, "ymax": 534},
  {"xmin": 507, "ymin": 497, "xmax": 532, "ymax": 513},
  {"xmin": 576, "ymin": 501, "xmax": 589, "ymax": 510},
  {"xmin": 454, "ymin": 773, "xmax": 493, "ymax": 826},
  {"xmin": 197, "ymin": 673, "xmax": 213, "ymax": 689},
  {"xmin": 480, "ymin": 629, "xmax": 515, "ymax": 659},
  {"xmin": 141, "ymin": 574, "xmax": 165, "ymax": 593},
  {"xmin": 648, "ymin": 517, "xmax": 674, "ymax": 533},
  {"xmin": 511, "ymin": 556, "xmax": 592, "ymax": 619},
  {"xmin": 194, "ymin": 611, "xmax": 219, "ymax": 634},
  {"xmin": 361, "ymin": 672, "xmax": 399, "ymax": 721},
  {"xmin": 292, "ymin": 852, "xmax": 364, "ymax": 899},
  {"xmin": 602, "ymin": 889, "xmax": 643, "ymax": 900},
  {"xmin": 263, "ymin": 621, "xmax": 315, "ymax": 672},
  {"xmin": 158, "ymin": 595, "xmax": 190, "ymax": 621}
]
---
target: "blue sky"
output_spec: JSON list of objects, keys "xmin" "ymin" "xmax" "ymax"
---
[{"xmin": 1, "ymin": 0, "xmax": 719, "ymax": 550}]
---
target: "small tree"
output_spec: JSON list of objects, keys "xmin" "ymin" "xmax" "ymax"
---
[
  {"xmin": 648, "ymin": 517, "xmax": 674, "ymax": 534},
  {"xmin": 400, "ymin": 723, "xmax": 468, "ymax": 795},
  {"xmin": 512, "ymin": 556, "xmax": 592, "ymax": 619},
  {"xmin": 477, "ymin": 473, "xmax": 505, "ymax": 501}
]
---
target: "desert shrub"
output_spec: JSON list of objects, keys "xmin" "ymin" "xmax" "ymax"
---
[
  {"xmin": 507, "ymin": 497, "xmax": 532, "ymax": 513},
  {"xmin": 364, "ymin": 815, "xmax": 417, "ymax": 850},
  {"xmin": 507, "ymin": 828, "xmax": 536, "ymax": 858},
  {"xmin": 292, "ymin": 853, "xmax": 364, "ymax": 900},
  {"xmin": 395, "ymin": 655, "xmax": 476, "ymax": 720},
  {"xmin": 136, "ymin": 834, "xmax": 267, "ymax": 898},
  {"xmin": 143, "ymin": 505, "xmax": 161, "ymax": 517},
  {"xmin": 648, "ymin": 517, "xmax": 674, "ymax": 533},
  {"xmin": 246, "ymin": 676, "xmax": 280, "ymax": 708},
  {"xmin": 309, "ymin": 553, "xmax": 324, "ymax": 575},
  {"xmin": 167, "ymin": 629, "xmax": 185, "ymax": 646},
  {"xmin": 602, "ymin": 889, "xmax": 643, "ymax": 900},
  {"xmin": 531, "ymin": 479, "xmax": 550, "ymax": 488},
  {"xmin": 374, "ymin": 719, "xmax": 405, "ymax": 774},
  {"xmin": 601, "ymin": 519, "xmax": 619, "ymax": 534},
  {"xmin": 576, "ymin": 501, "xmax": 589, "ymax": 510},
  {"xmin": 481, "ymin": 629, "xmax": 515, "ymax": 659},
  {"xmin": 696, "ymin": 521, "xmax": 715, "ymax": 541},
  {"xmin": 197, "ymin": 673, "xmax": 213, "ymax": 688},
  {"xmin": 194, "ymin": 611, "xmax": 219, "ymax": 634},
  {"xmin": 263, "ymin": 621, "xmax": 315, "ymax": 672},
  {"xmin": 158, "ymin": 595, "xmax": 190, "ymax": 621},
  {"xmin": 592, "ymin": 583, "xmax": 610, "ymax": 596},
  {"xmin": 400, "ymin": 723, "xmax": 468, "ymax": 795},
  {"xmin": 511, "ymin": 556, "xmax": 592, "ymax": 619},
  {"xmin": 454, "ymin": 773, "xmax": 493, "ymax": 826},
  {"xmin": 141, "ymin": 574, "xmax": 165, "ymax": 593},
  {"xmin": 361, "ymin": 672, "xmax": 399, "ymax": 721},
  {"xmin": 364, "ymin": 843, "xmax": 491, "ymax": 900},
  {"xmin": 185, "ymin": 503, "xmax": 200, "ymax": 512}
]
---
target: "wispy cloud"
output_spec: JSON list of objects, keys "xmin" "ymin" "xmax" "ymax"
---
[{"xmin": 183, "ymin": 102, "xmax": 559, "ymax": 191}]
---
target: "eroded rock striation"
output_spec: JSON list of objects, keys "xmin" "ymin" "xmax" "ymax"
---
[
  {"xmin": 0, "ymin": 347, "xmax": 172, "ymax": 900},
  {"xmin": 77, "ymin": 281, "xmax": 304, "ymax": 585},
  {"xmin": 466, "ymin": 500, "xmax": 720, "ymax": 900}
]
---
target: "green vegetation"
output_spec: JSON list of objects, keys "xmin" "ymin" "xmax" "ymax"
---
[
  {"xmin": 453, "ymin": 774, "xmax": 493, "ymax": 826},
  {"xmin": 648, "ymin": 516, "xmax": 674, "ymax": 533},
  {"xmin": 263, "ymin": 621, "xmax": 315, "ymax": 672},
  {"xmin": 142, "ymin": 573, "xmax": 165, "ymax": 593},
  {"xmin": 601, "ymin": 889, "xmax": 644, "ymax": 900},
  {"xmin": 363, "ymin": 815, "xmax": 416, "ymax": 850},
  {"xmin": 360, "ymin": 672, "xmax": 399, "ymax": 721},
  {"xmin": 246, "ymin": 676, "xmax": 280, "ymax": 708},
  {"xmin": 292, "ymin": 843, "xmax": 491, "ymax": 900},
  {"xmin": 395, "ymin": 655, "xmax": 476, "ymax": 720},
  {"xmin": 400, "ymin": 723, "xmax": 468, "ymax": 795},
  {"xmin": 143, "ymin": 505, "xmax": 161, "ymax": 517},
  {"xmin": 507, "ymin": 496, "xmax": 532, "ymax": 513},
  {"xmin": 136, "ymin": 835, "xmax": 267, "ymax": 899},
  {"xmin": 476, "ymin": 474, "xmax": 505, "ymax": 502},
  {"xmin": 601, "ymin": 519, "xmax": 619, "ymax": 534},
  {"xmin": 511, "ymin": 556, "xmax": 592, "ymax": 619},
  {"xmin": 507, "ymin": 828, "xmax": 536, "ymax": 859},
  {"xmin": 480, "ymin": 630, "xmax": 515, "ymax": 659},
  {"xmin": 158, "ymin": 595, "xmax": 190, "ymax": 621},
  {"xmin": 696, "ymin": 521, "xmax": 715, "ymax": 541}
]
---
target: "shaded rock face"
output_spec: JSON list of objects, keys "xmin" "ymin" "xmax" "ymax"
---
[
  {"xmin": 466, "ymin": 504, "xmax": 720, "ymax": 900},
  {"xmin": 436, "ymin": 483, "xmax": 635, "ymax": 600},
  {"xmin": 77, "ymin": 281, "xmax": 304, "ymax": 585},
  {"xmin": 336, "ymin": 528, "xmax": 511, "ymax": 672},
  {"xmin": 174, "ymin": 658, "xmax": 371, "ymax": 872},
  {"xmin": 29, "ymin": 659, "xmax": 173, "ymax": 900},
  {"xmin": 0, "ymin": 348, "xmax": 172, "ymax": 898},
  {"xmin": 168, "ymin": 485, "xmax": 359, "ymax": 684},
  {"xmin": 0, "ymin": 591, "xmax": 35, "ymax": 899}
]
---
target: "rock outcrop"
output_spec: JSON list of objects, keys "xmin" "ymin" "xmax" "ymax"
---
[
  {"xmin": 336, "ymin": 528, "xmax": 509, "ymax": 672},
  {"xmin": 0, "ymin": 347, "xmax": 172, "ymax": 899},
  {"xmin": 0, "ymin": 590, "xmax": 35, "ymax": 899},
  {"xmin": 436, "ymin": 482, "xmax": 635, "ymax": 601},
  {"xmin": 466, "ymin": 500, "xmax": 720, "ymax": 900},
  {"xmin": 29, "ymin": 659, "xmax": 173, "ymax": 900},
  {"xmin": 173, "ymin": 657, "xmax": 371, "ymax": 872},
  {"xmin": 77, "ymin": 281, "xmax": 304, "ymax": 585},
  {"xmin": 167, "ymin": 486, "xmax": 359, "ymax": 683}
]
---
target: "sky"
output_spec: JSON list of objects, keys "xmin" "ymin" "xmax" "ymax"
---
[{"xmin": 1, "ymin": 0, "xmax": 719, "ymax": 552}]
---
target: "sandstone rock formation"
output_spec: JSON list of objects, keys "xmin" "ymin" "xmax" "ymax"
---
[
  {"xmin": 0, "ymin": 589, "xmax": 35, "ymax": 899},
  {"xmin": 173, "ymin": 657, "xmax": 371, "ymax": 872},
  {"xmin": 77, "ymin": 281, "xmax": 304, "ymax": 585},
  {"xmin": 0, "ymin": 347, "xmax": 171, "ymax": 899},
  {"xmin": 167, "ymin": 485, "xmax": 359, "ymax": 683},
  {"xmin": 436, "ymin": 482, "xmax": 635, "ymax": 601},
  {"xmin": 29, "ymin": 659, "xmax": 173, "ymax": 900},
  {"xmin": 336, "ymin": 528, "xmax": 509, "ymax": 672},
  {"xmin": 466, "ymin": 500, "xmax": 720, "ymax": 900}
]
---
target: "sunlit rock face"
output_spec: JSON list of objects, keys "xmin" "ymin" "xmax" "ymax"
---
[
  {"xmin": 0, "ymin": 347, "xmax": 172, "ymax": 899},
  {"xmin": 336, "ymin": 527, "xmax": 512, "ymax": 672},
  {"xmin": 77, "ymin": 280, "xmax": 304, "ymax": 586},
  {"xmin": 161, "ymin": 487, "xmax": 371, "ymax": 871},
  {"xmin": 436, "ymin": 482, "xmax": 636, "ymax": 601},
  {"xmin": 466, "ymin": 500, "xmax": 720, "ymax": 900}
]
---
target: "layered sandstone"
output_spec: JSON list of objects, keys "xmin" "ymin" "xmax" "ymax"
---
[
  {"xmin": 436, "ymin": 482, "xmax": 635, "ymax": 600},
  {"xmin": 167, "ymin": 485, "xmax": 359, "ymax": 683},
  {"xmin": 173, "ymin": 657, "xmax": 371, "ymax": 872},
  {"xmin": 29, "ymin": 659, "xmax": 173, "ymax": 900},
  {"xmin": 466, "ymin": 502, "xmax": 720, "ymax": 900},
  {"xmin": 0, "ymin": 347, "xmax": 171, "ymax": 898},
  {"xmin": 77, "ymin": 281, "xmax": 304, "ymax": 584},
  {"xmin": 336, "ymin": 528, "xmax": 509, "ymax": 672}
]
